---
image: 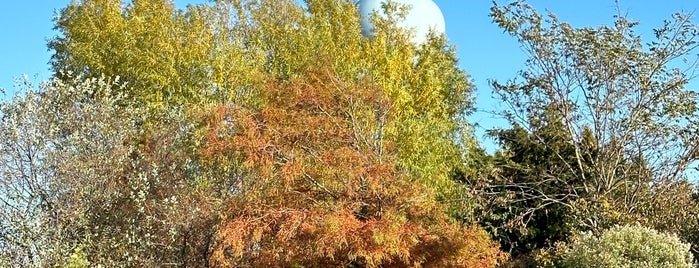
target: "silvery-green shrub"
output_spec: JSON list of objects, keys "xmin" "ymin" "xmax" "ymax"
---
[{"xmin": 558, "ymin": 224, "xmax": 693, "ymax": 268}]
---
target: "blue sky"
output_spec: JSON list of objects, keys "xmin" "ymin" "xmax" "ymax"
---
[
  {"xmin": 438, "ymin": 0, "xmax": 698, "ymax": 147},
  {"xmin": 0, "ymin": 0, "xmax": 697, "ymax": 148}
]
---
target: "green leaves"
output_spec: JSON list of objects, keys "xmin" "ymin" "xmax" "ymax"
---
[
  {"xmin": 50, "ymin": 0, "xmax": 477, "ymax": 199},
  {"xmin": 485, "ymin": 0, "xmax": 699, "ymax": 258}
]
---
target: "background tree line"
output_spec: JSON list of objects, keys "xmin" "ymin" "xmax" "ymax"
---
[{"xmin": 0, "ymin": 0, "xmax": 698, "ymax": 267}]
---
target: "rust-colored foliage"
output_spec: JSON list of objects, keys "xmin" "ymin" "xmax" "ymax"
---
[{"xmin": 201, "ymin": 68, "xmax": 504, "ymax": 267}]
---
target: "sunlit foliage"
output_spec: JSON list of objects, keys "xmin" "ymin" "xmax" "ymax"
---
[
  {"xmin": 201, "ymin": 68, "xmax": 503, "ymax": 267},
  {"xmin": 0, "ymin": 0, "xmax": 499, "ymax": 266}
]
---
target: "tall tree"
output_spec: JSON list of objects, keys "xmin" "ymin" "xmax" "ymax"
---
[
  {"xmin": 484, "ymin": 0, "xmax": 699, "ymax": 256},
  {"xmin": 0, "ymin": 0, "xmax": 498, "ymax": 266},
  {"xmin": 0, "ymin": 74, "xmax": 233, "ymax": 266},
  {"xmin": 50, "ymin": 0, "xmax": 476, "ymax": 196},
  {"xmin": 202, "ymin": 67, "xmax": 503, "ymax": 267}
]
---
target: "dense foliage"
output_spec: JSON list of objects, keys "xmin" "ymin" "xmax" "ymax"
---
[
  {"xmin": 1, "ymin": 0, "xmax": 503, "ymax": 267},
  {"xmin": 557, "ymin": 225, "xmax": 694, "ymax": 268},
  {"xmin": 2, "ymin": 0, "xmax": 699, "ymax": 267},
  {"xmin": 203, "ymin": 67, "xmax": 502, "ymax": 267}
]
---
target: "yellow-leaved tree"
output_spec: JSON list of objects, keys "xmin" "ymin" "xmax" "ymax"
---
[{"xmin": 14, "ymin": 0, "xmax": 506, "ymax": 266}]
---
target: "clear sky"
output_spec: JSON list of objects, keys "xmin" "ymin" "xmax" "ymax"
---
[
  {"xmin": 0, "ymin": 0, "xmax": 697, "ymax": 149},
  {"xmin": 440, "ymin": 0, "xmax": 698, "ymax": 148}
]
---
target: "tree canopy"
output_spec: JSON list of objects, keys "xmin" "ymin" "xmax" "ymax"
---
[
  {"xmin": 0, "ymin": 0, "xmax": 504, "ymax": 266},
  {"xmin": 2, "ymin": 0, "xmax": 699, "ymax": 267}
]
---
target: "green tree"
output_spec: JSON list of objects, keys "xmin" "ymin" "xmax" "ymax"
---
[
  {"xmin": 484, "ymin": 0, "xmax": 699, "ymax": 257},
  {"xmin": 50, "ymin": 0, "xmax": 230, "ymax": 108}
]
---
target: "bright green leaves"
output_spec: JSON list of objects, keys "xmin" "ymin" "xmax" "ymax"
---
[{"xmin": 356, "ymin": 5, "xmax": 475, "ymax": 193}]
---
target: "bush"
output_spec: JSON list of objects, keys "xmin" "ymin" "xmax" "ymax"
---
[
  {"xmin": 65, "ymin": 246, "xmax": 90, "ymax": 268},
  {"xmin": 557, "ymin": 225, "xmax": 693, "ymax": 268}
]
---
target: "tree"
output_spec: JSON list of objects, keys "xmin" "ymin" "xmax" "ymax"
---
[
  {"xmin": 0, "ymin": 74, "xmax": 227, "ymax": 266},
  {"xmin": 0, "ymin": 78, "xmax": 73, "ymax": 266},
  {"xmin": 0, "ymin": 0, "xmax": 497, "ymax": 266},
  {"xmin": 479, "ymin": 113, "xmax": 588, "ymax": 254},
  {"xmin": 51, "ymin": 0, "xmax": 476, "ymax": 197},
  {"xmin": 194, "ymin": 0, "xmax": 503, "ymax": 265},
  {"xmin": 50, "ymin": 0, "xmax": 230, "ymax": 109},
  {"xmin": 484, "ymin": 0, "xmax": 699, "ymax": 256},
  {"xmin": 0, "ymin": 76, "xmax": 138, "ymax": 266},
  {"xmin": 201, "ymin": 66, "xmax": 503, "ymax": 267}
]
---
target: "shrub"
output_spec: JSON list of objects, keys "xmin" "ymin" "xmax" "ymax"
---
[
  {"xmin": 557, "ymin": 224, "xmax": 694, "ymax": 268},
  {"xmin": 65, "ymin": 246, "xmax": 90, "ymax": 268}
]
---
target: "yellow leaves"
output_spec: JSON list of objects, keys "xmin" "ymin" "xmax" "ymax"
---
[
  {"xmin": 51, "ymin": 0, "xmax": 492, "ymax": 265},
  {"xmin": 54, "ymin": 0, "xmax": 474, "ymax": 194},
  {"xmin": 53, "ymin": 0, "xmax": 226, "ymax": 109},
  {"xmin": 356, "ymin": 25, "xmax": 473, "ymax": 198},
  {"xmin": 0, "ymin": 1, "xmax": 503, "ymax": 267}
]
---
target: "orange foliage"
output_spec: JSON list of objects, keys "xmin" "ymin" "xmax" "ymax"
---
[{"xmin": 201, "ymin": 68, "xmax": 505, "ymax": 267}]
